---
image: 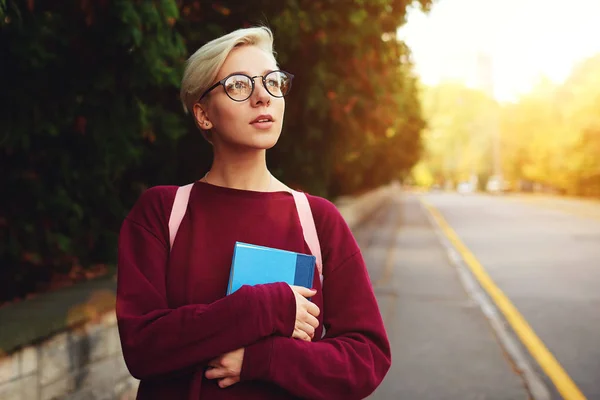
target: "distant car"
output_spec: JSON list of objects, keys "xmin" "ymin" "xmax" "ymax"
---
[
  {"xmin": 457, "ymin": 182, "xmax": 474, "ymax": 194},
  {"xmin": 486, "ymin": 176, "xmax": 504, "ymax": 193}
]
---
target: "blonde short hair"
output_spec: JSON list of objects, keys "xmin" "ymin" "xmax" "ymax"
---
[{"xmin": 180, "ymin": 26, "xmax": 277, "ymax": 113}]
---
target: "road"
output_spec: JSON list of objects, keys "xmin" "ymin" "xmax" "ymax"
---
[{"xmin": 362, "ymin": 191, "xmax": 600, "ymax": 400}]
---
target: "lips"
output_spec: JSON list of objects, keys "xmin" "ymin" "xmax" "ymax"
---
[{"xmin": 250, "ymin": 114, "xmax": 274, "ymax": 124}]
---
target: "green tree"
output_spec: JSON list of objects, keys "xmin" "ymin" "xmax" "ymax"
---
[
  {"xmin": 175, "ymin": 0, "xmax": 431, "ymax": 196},
  {"xmin": 0, "ymin": 0, "xmax": 430, "ymax": 302},
  {"xmin": 0, "ymin": 0, "xmax": 186, "ymax": 301},
  {"xmin": 268, "ymin": 0, "xmax": 431, "ymax": 195}
]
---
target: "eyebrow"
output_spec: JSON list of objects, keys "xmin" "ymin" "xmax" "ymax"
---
[{"xmin": 228, "ymin": 69, "xmax": 275, "ymax": 77}]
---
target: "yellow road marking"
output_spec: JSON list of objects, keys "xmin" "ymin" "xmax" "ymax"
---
[{"xmin": 420, "ymin": 198, "xmax": 587, "ymax": 400}]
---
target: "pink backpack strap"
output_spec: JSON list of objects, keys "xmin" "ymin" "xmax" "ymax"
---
[
  {"xmin": 290, "ymin": 191, "xmax": 323, "ymax": 285},
  {"xmin": 167, "ymin": 183, "xmax": 323, "ymax": 286},
  {"xmin": 168, "ymin": 183, "xmax": 193, "ymax": 251}
]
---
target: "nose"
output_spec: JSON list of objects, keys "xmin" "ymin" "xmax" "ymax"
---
[{"xmin": 251, "ymin": 77, "xmax": 271, "ymax": 107}]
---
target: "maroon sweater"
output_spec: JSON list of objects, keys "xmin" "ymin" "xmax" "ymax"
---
[{"xmin": 116, "ymin": 181, "xmax": 391, "ymax": 399}]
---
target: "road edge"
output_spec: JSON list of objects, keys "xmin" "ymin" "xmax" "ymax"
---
[{"xmin": 418, "ymin": 197, "xmax": 553, "ymax": 400}]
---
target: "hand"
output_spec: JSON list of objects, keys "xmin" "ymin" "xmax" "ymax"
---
[
  {"xmin": 288, "ymin": 285, "xmax": 320, "ymax": 341},
  {"xmin": 205, "ymin": 348, "xmax": 244, "ymax": 389}
]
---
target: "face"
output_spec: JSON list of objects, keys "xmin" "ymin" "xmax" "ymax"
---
[{"xmin": 194, "ymin": 45, "xmax": 286, "ymax": 150}]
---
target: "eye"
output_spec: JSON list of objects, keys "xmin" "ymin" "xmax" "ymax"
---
[
  {"xmin": 227, "ymin": 79, "xmax": 250, "ymax": 91},
  {"xmin": 266, "ymin": 78, "xmax": 280, "ymax": 88}
]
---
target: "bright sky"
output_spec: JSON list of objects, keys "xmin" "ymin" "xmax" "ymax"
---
[{"xmin": 398, "ymin": 0, "xmax": 600, "ymax": 102}]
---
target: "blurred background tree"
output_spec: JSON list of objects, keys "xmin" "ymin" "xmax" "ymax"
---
[
  {"xmin": 0, "ymin": 0, "xmax": 431, "ymax": 303},
  {"xmin": 417, "ymin": 82, "xmax": 499, "ymax": 189},
  {"xmin": 267, "ymin": 1, "xmax": 429, "ymax": 195},
  {"xmin": 498, "ymin": 54, "xmax": 600, "ymax": 195},
  {"xmin": 413, "ymin": 53, "xmax": 600, "ymax": 196}
]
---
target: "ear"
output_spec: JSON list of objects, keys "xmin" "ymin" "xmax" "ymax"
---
[{"xmin": 193, "ymin": 103, "xmax": 213, "ymax": 130}]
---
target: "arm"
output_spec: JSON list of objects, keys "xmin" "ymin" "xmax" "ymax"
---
[
  {"xmin": 116, "ymin": 189, "xmax": 295, "ymax": 380},
  {"xmin": 240, "ymin": 251, "xmax": 391, "ymax": 400}
]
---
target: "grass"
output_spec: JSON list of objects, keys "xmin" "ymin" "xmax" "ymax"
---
[{"xmin": 0, "ymin": 273, "xmax": 117, "ymax": 356}]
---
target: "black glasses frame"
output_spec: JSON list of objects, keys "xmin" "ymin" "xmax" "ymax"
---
[{"xmin": 198, "ymin": 70, "xmax": 295, "ymax": 102}]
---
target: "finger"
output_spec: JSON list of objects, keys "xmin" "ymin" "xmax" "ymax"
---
[
  {"xmin": 290, "ymin": 285, "xmax": 317, "ymax": 298},
  {"xmin": 300, "ymin": 331, "xmax": 312, "ymax": 341},
  {"xmin": 207, "ymin": 359, "xmax": 221, "ymax": 368},
  {"xmin": 299, "ymin": 320, "xmax": 315, "ymax": 338},
  {"xmin": 205, "ymin": 367, "xmax": 231, "ymax": 380},
  {"xmin": 292, "ymin": 328, "xmax": 302, "ymax": 340},
  {"xmin": 297, "ymin": 325, "xmax": 312, "ymax": 341},
  {"xmin": 219, "ymin": 376, "xmax": 240, "ymax": 388},
  {"xmin": 292, "ymin": 328, "xmax": 312, "ymax": 342},
  {"xmin": 305, "ymin": 302, "xmax": 320, "ymax": 317},
  {"xmin": 304, "ymin": 313, "xmax": 320, "ymax": 329},
  {"xmin": 292, "ymin": 328, "xmax": 308, "ymax": 340}
]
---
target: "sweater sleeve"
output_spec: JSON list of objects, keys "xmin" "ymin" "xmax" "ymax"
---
[
  {"xmin": 115, "ymin": 187, "xmax": 296, "ymax": 380},
  {"xmin": 240, "ymin": 197, "xmax": 391, "ymax": 399}
]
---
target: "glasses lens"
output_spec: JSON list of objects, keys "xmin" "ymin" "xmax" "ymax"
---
[
  {"xmin": 264, "ymin": 71, "xmax": 292, "ymax": 98},
  {"xmin": 224, "ymin": 75, "xmax": 253, "ymax": 101}
]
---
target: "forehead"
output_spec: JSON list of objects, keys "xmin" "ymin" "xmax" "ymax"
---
[{"xmin": 217, "ymin": 45, "xmax": 278, "ymax": 79}]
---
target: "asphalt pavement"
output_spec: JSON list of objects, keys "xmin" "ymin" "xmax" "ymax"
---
[
  {"xmin": 422, "ymin": 192, "xmax": 600, "ymax": 400},
  {"xmin": 360, "ymin": 192, "xmax": 529, "ymax": 400}
]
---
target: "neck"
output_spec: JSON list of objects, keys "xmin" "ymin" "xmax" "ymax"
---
[{"xmin": 204, "ymin": 145, "xmax": 272, "ymax": 191}]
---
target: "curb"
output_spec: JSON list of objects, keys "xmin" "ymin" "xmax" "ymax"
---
[
  {"xmin": 337, "ymin": 182, "xmax": 400, "ymax": 230},
  {"xmin": 419, "ymin": 198, "xmax": 552, "ymax": 400}
]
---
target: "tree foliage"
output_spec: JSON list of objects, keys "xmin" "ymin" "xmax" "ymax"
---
[
  {"xmin": 0, "ymin": 0, "xmax": 429, "ymax": 302},
  {"xmin": 1, "ymin": 0, "xmax": 186, "ymax": 301},
  {"xmin": 267, "ymin": 0, "xmax": 430, "ymax": 195},
  {"xmin": 499, "ymin": 55, "xmax": 600, "ymax": 195},
  {"xmin": 174, "ymin": 0, "xmax": 431, "ymax": 195},
  {"xmin": 415, "ymin": 54, "xmax": 600, "ymax": 196},
  {"xmin": 417, "ymin": 82, "xmax": 499, "ymax": 188}
]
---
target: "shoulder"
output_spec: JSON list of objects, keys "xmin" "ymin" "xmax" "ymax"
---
[
  {"xmin": 131, "ymin": 185, "xmax": 179, "ymax": 213},
  {"xmin": 306, "ymin": 194, "xmax": 354, "ymax": 245},
  {"xmin": 304, "ymin": 193, "xmax": 360, "ymax": 262},
  {"xmin": 305, "ymin": 194, "xmax": 346, "ymax": 227},
  {"xmin": 125, "ymin": 185, "xmax": 180, "ymax": 229}
]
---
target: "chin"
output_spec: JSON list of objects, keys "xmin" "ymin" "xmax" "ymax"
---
[
  {"xmin": 218, "ymin": 128, "xmax": 281, "ymax": 150},
  {"xmin": 250, "ymin": 134, "xmax": 280, "ymax": 150},
  {"xmin": 245, "ymin": 127, "xmax": 282, "ymax": 149},
  {"xmin": 223, "ymin": 134, "xmax": 280, "ymax": 151}
]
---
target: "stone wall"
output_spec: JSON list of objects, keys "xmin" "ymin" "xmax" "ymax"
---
[
  {"xmin": 0, "ymin": 312, "xmax": 138, "ymax": 400},
  {"xmin": 0, "ymin": 183, "xmax": 398, "ymax": 400},
  {"xmin": 336, "ymin": 182, "xmax": 399, "ymax": 228}
]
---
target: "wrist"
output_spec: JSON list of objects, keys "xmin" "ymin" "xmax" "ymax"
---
[
  {"xmin": 240, "ymin": 337, "xmax": 275, "ymax": 381},
  {"xmin": 254, "ymin": 282, "xmax": 296, "ymax": 337}
]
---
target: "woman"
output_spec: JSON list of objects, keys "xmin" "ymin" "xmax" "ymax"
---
[{"xmin": 116, "ymin": 26, "xmax": 391, "ymax": 399}]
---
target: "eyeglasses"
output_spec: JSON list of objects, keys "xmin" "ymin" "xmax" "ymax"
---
[{"xmin": 199, "ymin": 70, "xmax": 295, "ymax": 102}]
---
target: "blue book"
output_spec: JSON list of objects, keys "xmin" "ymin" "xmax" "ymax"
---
[{"xmin": 227, "ymin": 241, "xmax": 316, "ymax": 295}]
